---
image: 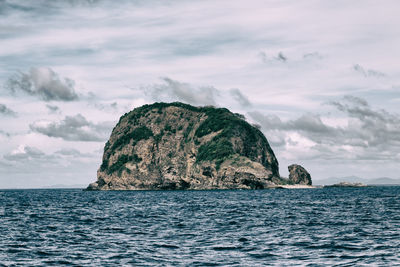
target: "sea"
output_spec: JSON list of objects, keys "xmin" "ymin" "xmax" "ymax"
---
[{"xmin": 1, "ymin": 186, "xmax": 399, "ymax": 266}]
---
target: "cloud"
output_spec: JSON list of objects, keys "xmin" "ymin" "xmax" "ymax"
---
[
  {"xmin": 0, "ymin": 130, "xmax": 11, "ymax": 137},
  {"xmin": 0, "ymin": 103, "xmax": 17, "ymax": 117},
  {"xmin": 0, "ymin": 0, "xmax": 102, "ymax": 17},
  {"xmin": 1, "ymin": 144, "xmax": 100, "ymax": 188},
  {"xmin": 303, "ymin": 52, "xmax": 323, "ymax": 60},
  {"xmin": 250, "ymin": 96, "xmax": 400, "ymax": 160},
  {"xmin": 229, "ymin": 88, "xmax": 252, "ymax": 107},
  {"xmin": 249, "ymin": 112, "xmax": 334, "ymax": 134},
  {"xmin": 46, "ymin": 104, "xmax": 60, "ymax": 113},
  {"xmin": 142, "ymin": 77, "xmax": 218, "ymax": 106},
  {"xmin": 140, "ymin": 78, "xmax": 256, "ymax": 108},
  {"xmin": 276, "ymin": 52, "xmax": 287, "ymax": 62},
  {"xmin": 353, "ymin": 64, "xmax": 385, "ymax": 78},
  {"xmin": 6, "ymin": 67, "xmax": 79, "ymax": 101},
  {"xmin": 328, "ymin": 96, "xmax": 400, "ymax": 148},
  {"xmin": 55, "ymin": 148, "xmax": 93, "ymax": 157},
  {"xmin": 259, "ymin": 51, "xmax": 323, "ymax": 66},
  {"xmin": 0, "ymin": 0, "xmax": 399, "ymax": 183},
  {"xmin": 90, "ymin": 101, "xmax": 119, "ymax": 112},
  {"xmin": 4, "ymin": 145, "xmax": 45, "ymax": 161},
  {"xmin": 29, "ymin": 114, "xmax": 113, "ymax": 142},
  {"xmin": 249, "ymin": 111, "xmax": 339, "ymax": 146},
  {"xmin": 259, "ymin": 51, "xmax": 288, "ymax": 63},
  {"xmin": 337, "ymin": 95, "xmax": 368, "ymax": 107}
]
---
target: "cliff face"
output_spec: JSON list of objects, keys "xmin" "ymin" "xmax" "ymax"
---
[{"xmin": 87, "ymin": 102, "xmax": 281, "ymax": 190}]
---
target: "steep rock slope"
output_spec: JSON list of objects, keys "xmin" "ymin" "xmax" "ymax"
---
[{"xmin": 87, "ymin": 102, "xmax": 281, "ymax": 190}]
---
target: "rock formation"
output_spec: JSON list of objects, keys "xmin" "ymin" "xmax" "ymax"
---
[
  {"xmin": 87, "ymin": 102, "xmax": 282, "ymax": 190},
  {"xmin": 288, "ymin": 164, "xmax": 312, "ymax": 185},
  {"xmin": 87, "ymin": 102, "xmax": 310, "ymax": 190}
]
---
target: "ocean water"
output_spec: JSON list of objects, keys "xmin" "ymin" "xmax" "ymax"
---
[{"xmin": 1, "ymin": 187, "xmax": 399, "ymax": 266}]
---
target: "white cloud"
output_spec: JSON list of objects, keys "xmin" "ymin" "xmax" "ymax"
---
[{"xmin": 4, "ymin": 145, "xmax": 45, "ymax": 161}]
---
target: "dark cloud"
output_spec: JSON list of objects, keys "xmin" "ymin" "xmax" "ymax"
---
[
  {"xmin": 46, "ymin": 104, "xmax": 60, "ymax": 113},
  {"xmin": 276, "ymin": 52, "xmax": 287, "ymax": 62},
  {"xmin": 229, "ymin": 88, "xmax": 252, "ymax": 107},
  {"xmin": 259, "ymin": 51, "xmax": 288, "ymax": 63},
  {"xmin": 0, "ymin": 103, "xmax": 17, "ymax": 117},
  {"xmin": 0, "ymin": 130, "xmax": 11, "ymax": 137},
  {"xmin": 353, "ymin": 64, "xmax": 385, "ymax": 78},
  {"xmin": 0, "ymin": 0, "xmax": 103, "ymax": 16},
  {"xmin": 249, "ymin": 112, "xmax": 333, "ymax": 134},
  {"xmin": 250, "ymin": 96, "xmax": 400, "ymax": 160},
  {"xmin": 249, "ymin": 112, "xmax": 339, "ymax": 145},
  {"xmin": 259, "ymin": 51, "xmax": 324, "ymax": 66},
  {"xmin": 340, "ymin": 95, "xmax": 368, "ymax": 107},
  {"xmin": 142, "ymin": 77, "xmax": 218, "ymax": 106},
  {"xmin": 29, "ymin": 114, "xmax": 113, "ymax": 142},
  {"xmin": 6, "ymin": 67, "xmax": 79, "ymax": 101},
  {"xmin": 248, "ymin": 112, "xmax": 283, "ymax": 129},
  {"xmin": 289, "ymin": 114, "xmax": 335, "ymax": 138},
  {"xmin": 328, "ymin": 96, "xmax": 400, "ymax": 148}
]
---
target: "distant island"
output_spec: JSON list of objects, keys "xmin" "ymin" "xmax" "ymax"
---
[
  {"xmin": 313, "ymin": 176, "xmax": 400, "ymax": 186},
  {"xmin": 87, "ymin": 102, "xmax": 312, "ymax": 190},
  {"xmin": 325, "ymin": 182, "xmax": 368, "ymax": 188}
]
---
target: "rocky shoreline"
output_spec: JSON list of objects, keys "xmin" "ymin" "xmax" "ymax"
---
[{"xmin": 276, "ymin": 185, "xmax": 316, "ymax": 189}]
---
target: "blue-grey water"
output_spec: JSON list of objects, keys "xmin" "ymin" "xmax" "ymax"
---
[{"xmin": 1, "ymin": 187, "xmax": 399, "ymax": 266}]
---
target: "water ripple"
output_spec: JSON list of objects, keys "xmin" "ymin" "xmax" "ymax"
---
[{"xmin": 1, "ymin": 187, "xmax": 399, "ymax": 266}]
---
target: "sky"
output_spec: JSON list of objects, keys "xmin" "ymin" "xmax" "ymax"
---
[{"xmin": 1, "ymin": 0, "xmax": 400, "ymax": 188}]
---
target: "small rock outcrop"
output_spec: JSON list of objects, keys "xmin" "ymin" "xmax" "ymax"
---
[
  {"xmin": 325, "ymin": 182, "xmax": 367, "ymax": 188},
  {"xmin": 288, "ymin": 164, "xmax": 312, "ymax": 185},
  {"xmin": 87, "ymin": 102, "xmax": 281, "ymax": 190}
]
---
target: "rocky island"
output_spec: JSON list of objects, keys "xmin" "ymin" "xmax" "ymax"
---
[
  {"xmin": 87, "ymin": 102, "xmax": 312, "ymax": 190},
  {"xmin": 325, "ymin": 182, "xmax": 368, "ymax": 188}
]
